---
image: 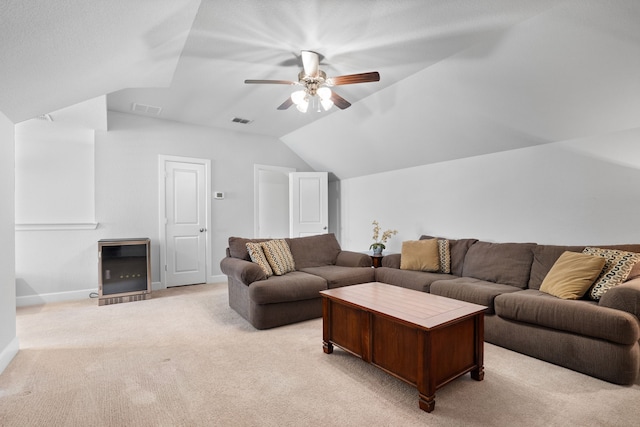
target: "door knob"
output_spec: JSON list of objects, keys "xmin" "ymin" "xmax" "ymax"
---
[{"xmin": 200, "ymin": 228, "xmax": 206, "ymax": 232}]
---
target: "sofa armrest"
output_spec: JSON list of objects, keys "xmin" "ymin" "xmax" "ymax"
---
[
  {"xmin": 220, "ymin": 257, "xmax": 266, "ymax": 286},
  {"xmin": 599, "ymin": 278, "xmax": 640, "ymax": 318},
  {"xmin": 336, "ymin": 251, "xmax": 372, "ymax": 267},
  {"xmin": 381, "ymin": 253, "xmax": 401, "ymax": 269}
]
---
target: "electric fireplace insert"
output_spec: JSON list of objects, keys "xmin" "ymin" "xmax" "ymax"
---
[{"xmin": 98, "ymin": 238, "xmax": 151, "ymax": 306}]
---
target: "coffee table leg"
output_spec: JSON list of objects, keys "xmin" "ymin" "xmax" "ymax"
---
[
  {"xmin": 419, "ymin": 393, "xmax": 435, "ymax": 413},
  {"xmin": 323, "ymin": 341, "xmax": 333, "ymax": 354},
  {"xmin": 471, "ymin": 367, "xmax": 484, "ymax": 381},
  {"xmin": 471, "ymin": 313, "xmax": 484, "ymax": 381}
]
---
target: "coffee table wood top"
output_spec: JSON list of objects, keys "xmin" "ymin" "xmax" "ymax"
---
[{"xmin": 320, "ymin": 282, "xmax": 486, "ymax": 329}]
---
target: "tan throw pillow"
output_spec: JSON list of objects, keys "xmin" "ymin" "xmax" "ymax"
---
[
  {"xmin": 246, "ymin": 242, "xmax": 273, "ymax": 277},
  {"xmin": 583, "ymin": 247, "xmax": 640, "ymax": 300},
  {"xmin": 400, "ymin": 239, "xmax": 440, "ymax": 272},
  {"xmin": 260, "ymin": 239, "xmax": 296, "ymax": 276},
  {"xmin": 540, "ymin": 251, "xmax": 606, "ymax": 300},
  {"xmin": 437, "ymin": 239, "xmax": 451, "ymax": 274}
]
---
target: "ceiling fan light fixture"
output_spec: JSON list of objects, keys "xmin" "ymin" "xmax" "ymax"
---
[
  {"xmin": 296, "ymin": 101, "xmax": 309, "ymax": 113},
  {"xmin": 321, "ymin": 98, "xmax": 333, "ymax": 111},
  {"xmin": 291, "ymin": 89, "xmax": 307, "ymax": 106},
  {"xmin": 317, "ymin": 87, "xmax": 332, "ymax": 100}
]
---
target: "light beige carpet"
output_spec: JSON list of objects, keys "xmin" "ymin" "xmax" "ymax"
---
[{"xmin": 1, "ymin": 282, "xmax": 639, "ymax": 426}]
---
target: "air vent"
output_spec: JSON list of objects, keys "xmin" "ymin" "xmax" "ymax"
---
[
  {"xmin": 131, "ymin": 103, "xmax": 162, "ymax": 116},
  {"xmin": 231, "ymin": 117, "xmax": 253, "ymax": 124}
]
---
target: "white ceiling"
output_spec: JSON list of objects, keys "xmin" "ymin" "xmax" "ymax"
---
[{"xmin": 2, "ymin": 0, "xmax": 639, "ymax": 179}]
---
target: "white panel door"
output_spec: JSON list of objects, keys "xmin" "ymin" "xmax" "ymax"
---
[
  {"xmin": 165, "ymin": 161, "xmax": 207, "ymax": 286},
  {"xmin": 289, "ymin": 172, "xmax": 328, "ymax": 237}
]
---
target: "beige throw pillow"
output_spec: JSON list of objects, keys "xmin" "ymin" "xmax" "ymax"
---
[
  {"xmin": 260, "ymin": 239, "xmax": 296, "ymax": 276},
  {"xmin": 246, "ymin": 242, "xmax": 273, "ymax": 277},
  {"xmin": 400, "ymin": 239, "xmax": 440, "ymax": 272},
  {"xmin": 583, "ymin": 247, "xmax": 640, "ymax": 300},
  {"xmin": 540, "ymin": 251, "xmax": 606, "ymax": 300}
]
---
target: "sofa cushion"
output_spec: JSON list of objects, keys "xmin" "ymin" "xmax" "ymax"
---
[
  {"xmin": 375, "ymin": 267, "xmax": 457, "ymax": 293},
  {"xmin": 494, "ymin": 289, "xmax": 640, "ymax": 345},
  {"xmin": 539, "ymin": 251, "xmax": 606, "ymax": 300},
  {"xmin": 400, "ymin": 239, "xmax": 440, "ymax": 272},
  {"xmin": 300, "ymin": 265, "xmax": 375, "ymax": 289},
  {"xmin": 528, "ymin": 245, "xmax": 586, "ymax": 290},
  {"xmin": 420, "ymin": 235, "xmax": 477, "ymax": 277},
  {"xmin": 228, "ymin": 237, "xmax": 270, "ymax": 260},
  {"xmin": 583, "ymin": 247, "xmax": 640, "ymax": 300},
  {"xmin": 286, "ymin": 233, "xmax": 342, "ymax": 269},
  {"xmin": 261, "ymin": 239, "xmax": 296, "ymax": 275},
  {"xmin": 246, "ymin": 242, "xmax": 273, "ymax": 277},
  {"xmin": 462, "ymin": 241, "xmax": 536, "ymax": 289},
  {"xmin": 429, "ymin": 277, "xmax": 522, "ymax": 314},
  {"xmin": 335, "ymin": 251, "xmax": 373, "ymax": 268},
  {"xmin": 249, "ymin": 271, "xmax": 327, "ymax": 304}
]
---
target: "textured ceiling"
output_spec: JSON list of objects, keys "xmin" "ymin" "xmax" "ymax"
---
[{"xmin": 1, "ymin": 0, "xmax": 639, "ymax": 179}]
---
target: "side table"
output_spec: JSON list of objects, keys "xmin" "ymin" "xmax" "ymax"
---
[{"xmin": 370, "ymin": 254, "xmax": 384, "ymax": 268}]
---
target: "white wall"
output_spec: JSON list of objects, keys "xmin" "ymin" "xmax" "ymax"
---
[
  {"xmin": 0, "ymin": 112, "xmax": 18, "ymax": 374},
  {"xmin": 14, "ymin": 111, "xmax": 313, "ymax": 304},
  {"xmin": 15, "ymin": 120, "xmax": 95, "ymax": 225},
  {"xmin": 338, "ymin": 128, "xmax": 640, "ymax": 253}
]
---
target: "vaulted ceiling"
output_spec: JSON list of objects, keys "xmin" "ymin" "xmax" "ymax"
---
[{"xmin": 2, "ymin": 0, "xmax": 639, "ymax": 179}]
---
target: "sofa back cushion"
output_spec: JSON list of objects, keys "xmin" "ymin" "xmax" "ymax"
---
[
  {"xmin": 286, "ymin": 233, "xmax": 342, "ymax": 269},
  {"xmin": 462, "ymin": 241, "xmax": 536, "ymax": 289},
  {"xmin": 529, "ymin": 245, "xmax": 586, "ymax": 290},
  {"xmin": 228, "ymin": 237, "xmax": 271, "ymax": 260},
  {"xmin": 529, "ymin": 243, "xmax": 640, "ymax": 290},
  {"xmin": 420, "ymin": 235, "xmax": 477, "ymax": 276}
]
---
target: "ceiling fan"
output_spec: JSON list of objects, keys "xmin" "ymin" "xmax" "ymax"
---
[{"xmin": 244, "ymin": 50, "xmax": 380, "ymax": 113}]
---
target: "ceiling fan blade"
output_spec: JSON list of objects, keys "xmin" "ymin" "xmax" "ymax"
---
[
  {"xmin": 277, "ymin": 97, "xmax": 294, "ymax": 110},
  {"xmin": 330, "ymin": 92, "xmax": 351, "ymax": 110},
  {"xmin": 244, "ymin": 79, "xmax": 297, "ymax": 85},
  {"xmin": 329, "ymin": 72, "xmax": 380, "ymax": 86},
  {"xmin": 301, "ymin": 50, "xmax": 320, "ymax": 78}
]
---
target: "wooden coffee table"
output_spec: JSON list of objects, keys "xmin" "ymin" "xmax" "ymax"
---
[{"xmin": 320, "ymin": 282, "xmax": 485, "ymax": 413}]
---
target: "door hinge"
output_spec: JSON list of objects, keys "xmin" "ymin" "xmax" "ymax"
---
[{"xmin": 164, "ymin": 265, "xmax": 167, "ymax": 271}]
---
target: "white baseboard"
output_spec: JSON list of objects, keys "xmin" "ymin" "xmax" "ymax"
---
[
  {"xmin": 16, "ymin": 288, "xmax": 99, "ymax": 307},
  {"xmin": 209, "ymin": 274, "xmax": 226, "ymax": 284},
  {"xmin": 16, "ymin": 280, "xmax": 214, "ymax": 307},
  {"xmin": 0, "ymin": 336, "xmax": 19, "ymax": 375}
]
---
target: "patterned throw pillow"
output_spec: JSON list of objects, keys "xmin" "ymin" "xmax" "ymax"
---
[
  {"xmin": 438, "ymin": 239, "xmax": 451, "ymax": 274},
  {"xmin": 246, "ymin": 242, "xmax": 273, "ymax": 277},
  {"xmin": 260, "ymin": 239, "xmax": 296, "ymax": 276},
  {"xmin": 583, "ymin": 247, "xmax": 640, "ymax": 300}
]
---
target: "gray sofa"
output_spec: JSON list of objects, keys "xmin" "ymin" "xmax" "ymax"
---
[
  {"xmin": 376, "ymin": 235, "xmax": 640, "ymax": 385},
  {"xmin": 219, "ymin": 233, "xmax": 374, "ymax": 330}
]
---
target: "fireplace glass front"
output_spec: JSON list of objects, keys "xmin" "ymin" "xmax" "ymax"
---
[{"xmin": 98, "ymin": 238, "xmax": 151, "ymax": 305}]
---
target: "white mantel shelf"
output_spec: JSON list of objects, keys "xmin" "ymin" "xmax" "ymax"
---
[{"xmin": 15, "ymin": 222, "xmax": 99, "ymax": 231}]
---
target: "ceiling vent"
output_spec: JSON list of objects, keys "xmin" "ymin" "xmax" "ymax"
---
[
  {"xmin": 231, "ymin": 117, "xmax": 253, "ymax": 124},
  {"xmin": 131, "ymin": 103, "xmax": 162, "ymax": 116}
]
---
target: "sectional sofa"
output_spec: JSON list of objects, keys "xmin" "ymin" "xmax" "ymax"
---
[{"xmin": 220, "ymin": 233, "xmax": 640, "ymax": 385}]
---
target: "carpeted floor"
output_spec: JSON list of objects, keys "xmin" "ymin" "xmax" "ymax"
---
[{"xmin": 1, "ymin": 282, "xmax": 639, "ymax": 426}]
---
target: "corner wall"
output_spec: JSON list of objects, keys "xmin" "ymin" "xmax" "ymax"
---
[
  {"xmin": 0, "ymin": 112, "xmax": 18, "ymax": 373},
  {"xmin": 338, "ymin": 128, "xmax": 640, "ymax": 253}
]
